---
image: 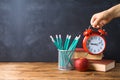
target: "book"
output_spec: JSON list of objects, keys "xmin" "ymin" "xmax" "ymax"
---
[
  {"xmin": 73, "ymin": 48, "xmax": 103, "ymax": 60},
  {"xmin": 88, "ymin": 59, "xmax": 115, "ymax": 72}
]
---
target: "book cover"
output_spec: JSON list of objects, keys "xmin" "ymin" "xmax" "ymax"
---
[
  {"xmin": 88, "ymin": 59, "xmax": 115, "ymax": 72},
  {"xmin": 73, "ymin": 48, "xmax": 103, "ymax": 60}
]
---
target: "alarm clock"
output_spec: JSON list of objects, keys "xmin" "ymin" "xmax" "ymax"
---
[{"xmin": 82, "ymin": 26, "xmax": 107, "ymax": 55}]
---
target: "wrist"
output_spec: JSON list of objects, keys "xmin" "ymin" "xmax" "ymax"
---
[
  {"xmin": 107, "ymin": 4, "xmax": 120, "ymax": 19},
  {"xmin": 106, "ymin": 9, "xmax": 115, "ymax": 19}
]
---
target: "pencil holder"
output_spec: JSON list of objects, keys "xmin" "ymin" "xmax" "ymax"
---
[{"xmin": 58, "ymin": 49, "xmax": 74, "ymax": 70}]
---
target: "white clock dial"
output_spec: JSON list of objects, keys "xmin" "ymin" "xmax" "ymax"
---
[{"xmin": 86, "ymin": 35, "xmax": 105, "ymax": 54}]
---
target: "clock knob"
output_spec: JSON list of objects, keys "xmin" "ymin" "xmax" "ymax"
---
[
  {"xmin": 98, "ymin": 29, "xmax": 107, "ymax": 36},
  {"xmin": 83, "ymin": 29, "xmax": 92, "ymax": 36}
]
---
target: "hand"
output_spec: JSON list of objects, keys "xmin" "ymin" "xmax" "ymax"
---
[{"xmin": 90, "ymin": 10, "xmax": 113, "ymax": 28}]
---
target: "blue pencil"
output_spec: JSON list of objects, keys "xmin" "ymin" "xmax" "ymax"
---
[
  {"xmin": 56, "ymin": 35, "xmax": 60, "ymax": 49},
  {"xmin": 64, "ymin": 35, "xmax": 69, "ymax": 50},
  {"xmin": 68, "ymin": 36, "xmax": 77, "ymax": 50},
  {"xmin": 65, "ymin": 35, "xmax": 71, "ymax": 50},
  {"xmin": 50, "ymin": 35, "xmax": 59, "ymax": 49},
  {"xmin": 59, "ymin": 34, "xmax": 63, "ymax": 49},
  {"xmin": 71, "ymin": 35, "xmax": 81, "ymax": 50}
]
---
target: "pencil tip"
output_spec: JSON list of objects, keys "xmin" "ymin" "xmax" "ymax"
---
[{"xmin": 50, "ymin": 35, "xmax": 52, "ymax": 38}]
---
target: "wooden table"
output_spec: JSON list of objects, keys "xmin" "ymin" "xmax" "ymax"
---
[{"xmin": 0, "ymin": 62, "xmax": 119, "ymax": 80}]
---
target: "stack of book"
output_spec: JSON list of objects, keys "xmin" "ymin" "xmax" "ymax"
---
[
  {"xmin": 74, "ymin": 48, "xmax": 115, "ymax": 72},
  {"xmin": 73, "ymin": 48, "xmax": 103, "ymax": 60},
  {"xmin": 88, "ymin": 59, "xmax": 115, "ymax": 72}
]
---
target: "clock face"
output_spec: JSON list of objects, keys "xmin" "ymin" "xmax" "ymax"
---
[{"xmin": 86, "ymin": 35, "xmax": 105, "ymax": 54}]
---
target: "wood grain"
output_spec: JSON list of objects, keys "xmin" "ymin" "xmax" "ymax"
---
[{"xmin": 0, "ymin": 62, "xmax": 119, "ymax": 80}]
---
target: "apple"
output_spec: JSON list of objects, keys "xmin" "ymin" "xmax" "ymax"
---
[{"xmin": 74, "ymin": 58, "xmax": 89, "ymax": 71}]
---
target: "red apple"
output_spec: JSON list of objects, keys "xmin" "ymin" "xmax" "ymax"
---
[{"xmin": 74, "ymin": 58, "xmax": 89, "ymax": 71}]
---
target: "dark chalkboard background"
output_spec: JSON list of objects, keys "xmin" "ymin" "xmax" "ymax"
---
[{"xmin": 0, "ymin": 0, "xmax": 120, "ymax": 62}]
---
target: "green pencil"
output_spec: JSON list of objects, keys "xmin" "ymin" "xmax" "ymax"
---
[
  {"xmin": 65, "ymin": 35, "xmax": 71, "ymax": 50},
  {"xmin": 64, "ymin": 35, "xmax": 69, "ymax": 50},
  {"xmin": 59, "ymin": 34, "xmax": 63, "ymax": 49},
  {"xmin": 68, "ymin": 36, "xmax": 77, "ymax": 50},
  {"xmin": 56, "ymin": 35, "xmax": 60, "ymax": 49},
  {"xmin": 50, "ymin": 35, "xmax": 59, "ymax": 49}
]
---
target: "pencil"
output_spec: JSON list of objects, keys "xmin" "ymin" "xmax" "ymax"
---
[
  {"xmin": 59, "ymin": 34, "xmax": 63, "ymax": 49},
  {"xmin": 50, "ymin": 35, "xmax": 59, "ymax": 49},
  {"xmin": 64, "ymin": 35, "xmax": 69, "ymax": 50},
  {"xmin": 65, "ymin": 35, "xmax": 71, "ymax": 50}
]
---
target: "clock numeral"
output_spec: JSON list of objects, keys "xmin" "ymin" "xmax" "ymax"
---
[
  {"xmin": 94, "ymin": 37, "xmax": 97, "ymax": 39},
  {"xmin": 101, "ymin": 43, "xmax": 103, "ymax": 46},
  {"xmin": 87, "ymin": 40, "xmax": 90, "ymax": 44},
  {"xmin": 98, "ymin": 37, "xmax": 101, "ymax": 40},
  {"xmin": 98, "ymin": 49, "xmax": 100, "ymax": 52},
  {"xmin": 94, "ymin": 50, "xmax": 96, "ymax": 53},
  {"xmin": 91, "ymin": 37, "xmax": 93, "ymax": 40},
  {"xmin": 90, "ymin": 48, "xmax": 93, "ymax": 52},
  {"xmin": 100, "ymin": 47, "xmax": 102, "ymax": 49}
]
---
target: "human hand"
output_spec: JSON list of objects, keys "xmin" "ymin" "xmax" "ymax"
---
[{"xmin": 90, "ymin": 10, "xmax": 113, "ymax": 28}]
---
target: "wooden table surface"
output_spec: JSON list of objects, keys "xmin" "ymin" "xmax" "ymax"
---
[{"xmin": 0, "ymin": 62, "xmax": 119, "ymax": 80}]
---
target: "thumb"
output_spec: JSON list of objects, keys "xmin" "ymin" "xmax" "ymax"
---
[{"xmin": 90, "ymin": 16, "xmax": 96, "ymax": 26}]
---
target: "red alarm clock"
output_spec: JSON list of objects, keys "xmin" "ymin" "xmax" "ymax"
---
[{"xmin": 82, "ymin": 26, "xmax": 107, "ymax": 55}]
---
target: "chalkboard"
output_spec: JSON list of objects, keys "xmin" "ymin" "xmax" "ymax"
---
[{"xmin": 0, "ymin": 0, "xmax": 120, "ymax": 62}]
